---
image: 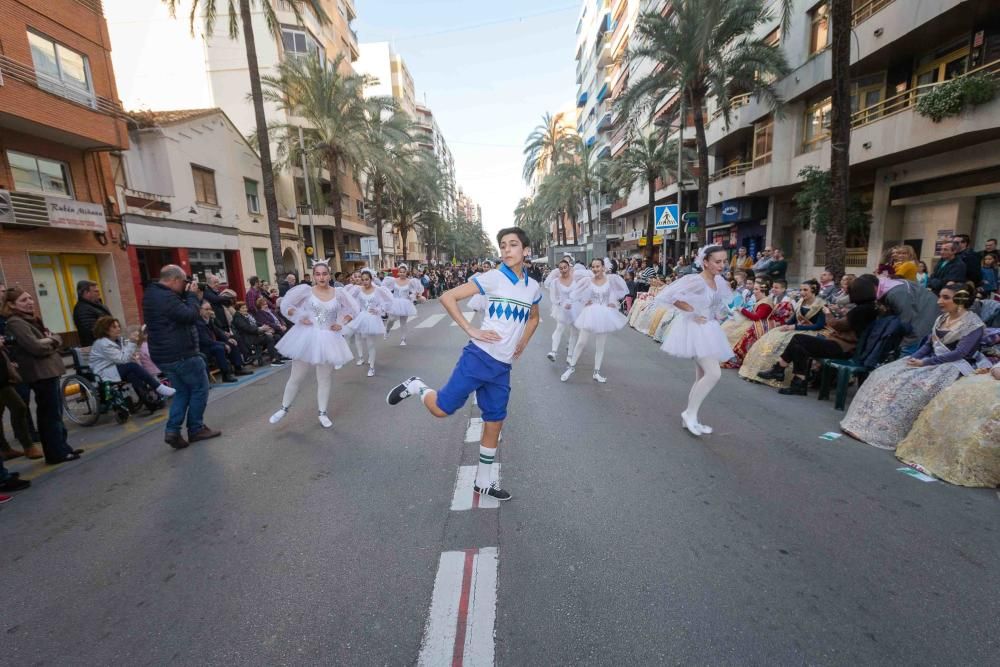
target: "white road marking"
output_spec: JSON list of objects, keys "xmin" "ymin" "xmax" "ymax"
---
[
  {"xmin": 450, "ymin": 312, "xmax": 475, "ymax": 326},
  {"xmin": 416, "ymin": 313, "xmax": 447, "ymax": 328},
  {"xmin": 418, "ymin": 548, "xmax": 498, "ymax": 667},
  {"xmin": 465, "ymin": 417, "xmax": 484, "ymax": 443},
  {"xmin": 450, "ymin": 465, "xmax": 501, "ymax": 510}
]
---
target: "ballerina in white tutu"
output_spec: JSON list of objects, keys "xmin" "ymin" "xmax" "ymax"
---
[
  {"xmin": 347, "ymin": 269, "xmax": 393, "ymax": 377},
  {"xmin": 341, "ymin": 271, "xmax": 367, "ymax": 361},
  {"xmin": 561, "ymin": 258, "xmax": 629, "ymax": 383},
  {"xmin": 545, "ymin": 258, "xmax": 584, "ymax": 364},
  {"xmin": 655, "ymin": 245, "xmax": 734, "ymax": 436},
  {"xmin": 384, "ymin": 263, "xmax": 425, "ymax": 346},
  {"xmin": 269, "ymin": 261, "xmax": 359, "ymax": 428}
]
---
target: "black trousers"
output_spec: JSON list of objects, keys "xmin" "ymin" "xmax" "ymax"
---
[
  {"xmin": 116, "ymin": 362, "xmax": 160, "ymax": 403},
  {"xmin": 780, "ymin": 335, "xmax": 850, "ymax": 376},
  {"xmin": 30, "ymin": 377, "xmax": 73, "ymax": 463},
  {"xmin": 205, "ymin": 342, "xmax": 243, "ymax": 374}
]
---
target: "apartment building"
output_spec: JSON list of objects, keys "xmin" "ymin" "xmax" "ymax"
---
[
  {"xmin": 0, "ymin": 0, "xmax": 139, "ymax": 343},
  {"xmin": 704, "ymin": 0, "xmax": 1000, "ymax": 281},
  {"xmin": 112, "ymin": 109, "xmax": 277, "ymax": 304},
  {"xmin": 105, "ymin": 0, "xmax": 371, "ymax": 276}
]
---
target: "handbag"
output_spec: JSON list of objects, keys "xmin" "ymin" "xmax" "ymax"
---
[{"xmin": 1, "ymin": 349, "xmax": 21, "ymax": 385}]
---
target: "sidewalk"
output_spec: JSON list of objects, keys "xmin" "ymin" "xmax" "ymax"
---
[{"xmin": 2, "ymin": 364, "xmax": 286, "ymax": 482}]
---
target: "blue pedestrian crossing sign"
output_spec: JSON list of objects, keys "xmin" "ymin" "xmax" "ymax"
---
[{"xmin": 654, "ymin": 204, "xmax": 679, "ymax": 231}]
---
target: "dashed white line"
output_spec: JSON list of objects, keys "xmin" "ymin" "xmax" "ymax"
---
[
  {"xmin": 450, "ymin": 465, "xmax": 501, "ymax": 511},
  {"xmin": 418, "ymin": 547, "xmax": 498, "ymax": 667},
  {"xmin": 465, "ymin": 417, "xmax": 484, "ymax": 443},
  {"xmin": 450, "ymin": 312, "xmax": 475, "ymax": 326},
  {"xmin": 416, "ymin": 314, "xmax": 447, "ymax": 328}
]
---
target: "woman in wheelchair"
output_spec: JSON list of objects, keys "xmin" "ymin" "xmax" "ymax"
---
[{"xmin": 89, "ymin": 317, "xmax": 176, "ymax": 410}]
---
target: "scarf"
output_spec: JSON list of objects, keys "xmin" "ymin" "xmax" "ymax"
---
[
  {"xmin": 794, "ymin": 297, "xmax": 826, "ymax": 323},
  {"xmin": 933, "ymin": 310, "xmax": 984, "ymax": 347}
]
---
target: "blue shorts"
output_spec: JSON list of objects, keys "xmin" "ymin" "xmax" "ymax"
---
[{"xmin": 436, "ymin": 343, "xmax": 512, "ymax": 422}]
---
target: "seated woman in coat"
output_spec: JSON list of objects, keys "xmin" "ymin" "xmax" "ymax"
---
[
  {"xmin": 231, "ymin": 301, "xmax": 282, "ymax": 366},
  {"xmin": 89, "ymin": 316, "xmax": 176, "ymax": 411},
  {"xmin": 739, "ymin": 279, "xmax": 828, "ymax": 387},
  {"xmin": 840, "ymin": 282, "xmax": 988, "ymax": 450}
]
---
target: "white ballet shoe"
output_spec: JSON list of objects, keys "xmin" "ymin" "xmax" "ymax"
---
[
  {"xmin": 399, "ymin": 339, "xmax": 407, "ymax": 346},
  {"xmin": 696, "ymin": 422, "xmax": 713, "ymax": 434},
  {"xmin": 334, "ymin": 364, "xmax": 343, "ymax": 370},
  {"xmin": 318, "ymin": 411, "xmax": 333, "ymax": 428},
  {"xmin": 383, "ymin": 333, "xmax": 389, "ymax": 341},
  {"xmin": 356, "ymin": 358, "xmax": 365, "ymax": 366},
  {"xmin": 681, "ymin": 411, "xmax": 702, "ymax": 437},
  {"xmin": 560, "ymin": 366, "xmax": 575, "ymax": 382},
  {"xmin": 592, "ymin": 371, "xmax": 607, "ymax": 383},
  {"xmin": 367, "ymin": 367, "xmax": 375, "ymax": 378},
  {"xmin": 546, "ymin": 351, "xmax": 556, "ymax": 362},
  {"xmin": 269, "ymin": 407, "xmax": 288, "ymax": 424}
]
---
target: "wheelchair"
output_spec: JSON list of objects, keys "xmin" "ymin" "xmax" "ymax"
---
[{"xmin": 61, "ymin": 348, "xmax": 147, "ymax": 426}]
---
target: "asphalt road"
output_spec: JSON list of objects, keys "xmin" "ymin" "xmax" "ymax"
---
[{"xmin": 2, "ymin": 300, "xmax": 997, "ymax": 666}]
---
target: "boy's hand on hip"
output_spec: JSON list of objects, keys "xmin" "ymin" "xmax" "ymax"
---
[{"xmin": 468, "ymin": 327, "xmax": 502, "ymax": 343}]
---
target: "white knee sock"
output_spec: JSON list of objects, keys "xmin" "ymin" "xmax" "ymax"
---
[
  {"xmin": 594, "ymin": 334, "xmax": 607, "ymax": 372},
  {"xmin": 686, "ymin": 356, "xmax": 721, "ymax": 422},
  {"xmin": 476, "ymin": 445, "xmax": 495, "ymax": 488},
  {"xmin": 316, "ymin": 363, "xmax": 333, "ymax": 412},
  {"xmin": 353, "ymin": 333, "xmax": 364, "ymax": 357},
  {"xmin": 366, "ymin": 335, "xmax": 377, "ymax": 366},
  {"xmin": 399, "ymin": 316, "xmax": 408, "ymax": 339},
  {"xmin": 280, "ymin": 359, "xmax": 311, "ymax": 408},
  {"xmin": 568, "ymin": 326, "xmax": 579, "ymax": 358}
]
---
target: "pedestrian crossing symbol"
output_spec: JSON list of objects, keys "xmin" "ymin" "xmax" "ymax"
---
[{"xmin": 654, "ymin": 204, "xmax": 679, "ymax": 231}]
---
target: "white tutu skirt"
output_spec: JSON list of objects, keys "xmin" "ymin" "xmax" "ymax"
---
[
  {"xmin": 386, "ymin": 297, "xmax": 417, "ymax": 317},
  {"xmin": 551, "ymin": 302, "xmax": 581, "ymax": 325},
  {"xmin": 469, "ymin": 293, "xmax": 488, "ymax": 312},
  {"xmin": 275, "ymin": 324, "xmax": 354, "ymax": 366},
  {"xmin": 348, "ymin": 311, "xmax": 386, "ymax": 336},
  {"xmin": 574, "ymin": 304, "xmax": 627, "ymax": 333},
  {"xmin": 660, "ymin": 317, "xmax": 734, "ymax": 361}
]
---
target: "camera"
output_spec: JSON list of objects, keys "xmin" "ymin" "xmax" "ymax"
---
[{"xmin": 1, "ymin": 333, "xmax": 16, "ymax": 347}]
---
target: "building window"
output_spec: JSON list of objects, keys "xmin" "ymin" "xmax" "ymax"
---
[
  {"xmin": 809, "ymin": 3, "xmax": 830, "ymax": 55},
  {"xmin": 752, "ymin": 116, "xmax": 774, "ymax": 167},
  {"xmin": 27, "ymin": 31, "xmax": 95, "ymax": 107},
  {"xmin": 913, "ymin": 44, "xmax": 970, "ymax": 94},
  {"xmin": 245, "ymin": 179, "xmax": 260, "ymax": 213},
  {"xmin": 763, "ymin": 27, "xmax": 780, "ymax": 48},
  {"xmin": 803, "ymin": 97, "xmax": 832, "ymax": 150},
  {"xmin": 6, "ymin": 150, "xmax": 73, "ymax": 197},
  {"xmin": 280, "ymin": 26, "xmax": 321, "ymax": 61},
  {"xmin": 192, "ymin": 165, "xmax": 218, "ymax": 205},
  {"xmin": 356, "ymin": 198, "xmax": 365, "ymax": 219},
  {"xmin": 850, "ymin": 72, "xmax": 886, "ymax": 123}
]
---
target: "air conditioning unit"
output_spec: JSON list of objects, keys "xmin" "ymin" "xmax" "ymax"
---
[{"xmin": 0, "ymin": 190, "xmax": 13, "ymax": 224}]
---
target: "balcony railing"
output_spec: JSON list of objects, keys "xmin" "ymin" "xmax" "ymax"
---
[
  {"xmin": 0, "ymin": 54, "xmax": 123, "ymax": 117},
  {"xmin": 73, "ymin": 0, "xmax": 103, "ymax": 13},
  {"xmin": 709, "ymin": 162, "xmax": 752, "ymax": 183},
  {"xmin": 851, "ymin": 0, "xmax": 895, "ymax": 26},
  {"xmin": 850, "ymin": 57, "xmax": 1000, "ymax": 131},
  {"xmin": 710, "ymin": 93, "xmax": 751, "ymax": 123}
]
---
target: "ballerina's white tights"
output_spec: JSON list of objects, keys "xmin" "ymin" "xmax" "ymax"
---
[
  {"xmin": 551, "ymin": 322, "xmax": 579, "ymax": 359},
  {"xmin": 281, "ymin": 360, "xmax": 334, "ymax": 412},
  {"xmin": 686, "ymin": 356, "xmax": 721, "ymax": 423},
  {"xmin": 387, "ymin": 316, "xmax": 409, "ymax": 339},
  {"xmin": 356, "ymin": 335, "xmax": 378, "ymax": 366},
  {"xmin": 569, "ymin": 331, "xmax": 607, "ymax": 372}
]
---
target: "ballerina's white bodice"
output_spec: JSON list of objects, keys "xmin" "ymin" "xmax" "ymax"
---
[
  {"xmin": 357, "ymin": 290, "xmax": 381, "ymax": 312},
  {"xmin": 553, "ymin": 280, "xmax": 577, "ymax": 305},
  {"xmin": 305, "ymin": 294, "xmax": 343, "ymax": 327},
  {"xmin": 582, "ymin": 281, "xmax": 615, "ymax": 306},
  {"xmin": 391, "ymin": 280, "xmax": 417, "ymax": 299}
]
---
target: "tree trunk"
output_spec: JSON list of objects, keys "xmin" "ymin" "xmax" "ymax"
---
[
  {"xmin": 400, "ymin": 224, "xmax": 409, "ymax": 263},
  {"xmin": 645, "ymin": 178, "xmax": 656, "ymax": 263},
  {"xmin": 373, "ymin": 178, "xmax": 385, "ymax": 263},
  {"xmin": 240, "ymin": 0, "xmax": 284, "ymax": 281},
  {"xmin": 570, "ymin": 209, "xmax": 578, "ymax": 245},
  {"xmin": 827, "ymin": 0, "xmax": 851, "ymax": 280},
  {"xmin": 558, "ymin": 211, "xmax": 568, "ymax": 247},
  {"xmin": 585, "ymin": 189, "xmax": 594, "ymax": 239},
  {"xmin": 691, "ymin": 90, "xmax": 710, "ymax": 263},
  {"xmin": 329, "ymin": 157, "xmax": 344, "ymax": 272}
]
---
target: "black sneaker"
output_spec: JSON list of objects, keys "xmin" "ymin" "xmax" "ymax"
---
[
  {"xmin": 779, "ymin": 378, "xmax": 808, "ymax": 396},
  {"xmin": 757, "ymin": 364, "xmax": 786, "ymax": 381},
  {"xmin": 0, "ymin": 477, "xmax": 30, "ymax": 492},
  {"xmin": 270, "ymin": 359, "xmax": 285, "ymax": 367},
  {"xmin": 386, "ymin": 376, "xmax": 420, "ymax": 406},
  {"xmin": 474, "ymin": 481, "xmax": 512, "ymax": 501}
]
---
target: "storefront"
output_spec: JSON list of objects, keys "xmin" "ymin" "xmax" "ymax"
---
[{"xmin": 705, "ymin": 198, "xmax": 768, "ymax": 260}]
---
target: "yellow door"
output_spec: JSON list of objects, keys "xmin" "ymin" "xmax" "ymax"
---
[
  {"xmin": 28, "ymin": 253, "xmax": 101, "ymax": 334},
  {"xmin": 61, "ymin": 254, "xmax": 101, "ymax": 331}
]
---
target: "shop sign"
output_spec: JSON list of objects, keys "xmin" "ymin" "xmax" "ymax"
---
[
  {"xmin": 46, "ymin": 196, "xmax": 107, "ymax": 232},
  {"xmin": 637, "ymin": 235, "xmax": 664, "ymax": 246},
  {"xmin": 721, "ymin": 202, "xmax": 740, "ymax": 222}
]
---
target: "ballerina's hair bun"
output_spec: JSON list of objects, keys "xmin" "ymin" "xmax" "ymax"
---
[{"xmin": 695, "ymin": 245, "xmax": 725, "ymax": 268}]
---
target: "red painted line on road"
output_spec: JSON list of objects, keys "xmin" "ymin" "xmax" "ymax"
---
[
  {"xmin": 472, "ymin": 489, "xmax": 480, "ymax": 509},
  {"xmin": 451, "ymin": 548, "xmax": 478, "ymax": 667}
]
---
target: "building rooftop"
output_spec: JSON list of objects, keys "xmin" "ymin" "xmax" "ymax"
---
[{"xmin": 127, "ymin": 108, "xmax": 220, "ymax": 129}]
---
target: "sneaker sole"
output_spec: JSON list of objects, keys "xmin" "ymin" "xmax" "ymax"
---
[{"xmin": 474, "ymin": 488, "xmax": 513, "ymax": 501}]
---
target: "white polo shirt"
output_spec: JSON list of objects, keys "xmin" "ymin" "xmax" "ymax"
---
[{"xmin": 470, "ymin": 264, "xmax": 542, "ymax": 364}]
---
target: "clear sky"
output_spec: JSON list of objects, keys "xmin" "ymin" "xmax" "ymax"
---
[{"xmin": 355, "ymin": 0, "xmax": 579, "ymax": 241}]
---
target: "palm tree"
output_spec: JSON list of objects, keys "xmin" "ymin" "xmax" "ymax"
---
[
  {"xmin": 608, "ymin": 132, "xmax": 686, "ymax": 263},
  {"xmin": 362, "ymin": 107, "xmax": 417, "ymax": 263},
  {"xmin": 261, "ymin": 54, "xmax": 395, "ymax": 271},
  {"xmin": 391, "ymin": 156, "xmax": 443, "ymax": 263},
  {"xmin": 827, "ymin": 0, "xmax": 852, "ymax": 279},
  {"xmin": 164, "ymin": 0, "xmax": 328, "ymax": 280},
  {"xmin": 566, "ymin": 137, "xmax": 606, "ymax": 239},
  {"xmin": 513, "ymin": 197, "xmax": 549, "ymax": 252},
  {"xmin": 534, "ymin": 173, "xmax": 573, "ymax": 247},
  {"xmin": 619, "ymin": 0, "xmax": 789, "ymax": 246},
  {"xmin": 522, "ymin": 112, "xmax": 574, "ymax": 184}
]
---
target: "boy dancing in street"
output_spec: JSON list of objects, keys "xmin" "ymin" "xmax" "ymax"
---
[{"xmin": 386, "ymin": 227, "xmax": 542, "ymax": 501}]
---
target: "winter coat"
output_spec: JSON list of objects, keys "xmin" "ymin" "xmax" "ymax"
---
[
  {"xmin": 142, "ymin": 282, "xmax": 201, "ymax": 366},
  {"xmin": 72, "ymin": 298, "xmax": 111, "ymax": 347},
  {"xmin": 4, "ymin": 315, "xmax": 65, "ymax": 383}
]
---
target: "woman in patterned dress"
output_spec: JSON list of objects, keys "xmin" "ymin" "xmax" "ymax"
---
[{"xmin": 724, "ymin": 277, "xmax": 796, "ymax": 370}]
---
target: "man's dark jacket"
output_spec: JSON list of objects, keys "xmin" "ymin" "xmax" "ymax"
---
[
  {"xmin": 72, "ymin": 298, "xmax": 111, "ymax": 347},
  {"xmin": 142, "ymin": 283, "xmax": 200, "ymax": 366},
  {"xmin": 928, "ymin": 257, "xmax": 966, "ymax": 293}
]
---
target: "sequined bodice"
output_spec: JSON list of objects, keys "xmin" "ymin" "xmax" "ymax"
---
[
  {"xmin": 586, "ymin": 281, "xmax": 613, "ymax": 306},
  {"xmin": 391, "ymin": 281, "xmax": 415, "ymax": 299},
  {"xmin": 307, "ymin": 294, "xmax": 340, "ymax": 327},
  {"xmin": 358, "ymin": 291, "xmax": 379, "ymax": 311}
]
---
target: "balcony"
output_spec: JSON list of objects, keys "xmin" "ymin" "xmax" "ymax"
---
[
  {"xmin": 851, "ymin": 0, "xmax": 896, "ymax": 26},
  {"xmin": 708, "ymin": 162, "xmax": 751, "ymax": 205},
  {"xmin": 577, "ymin": 91, "xmax": 589, "ymax": 108},
  {"xmin": 708, "ymin": 162, "xmax": 752, "ymax": 183},
  {"xmin": 597, "ymin": 111, "xmax": 613, "ymax": 132},
  {"xmin": 596, "ymin": 80, "xmax": 611, "ymax": 104},
  {"xmin": 0, "ymin": 53, "xmax": 126, "ymax": 150},
  {"xmin": 597, "ymin": 42, "xmax": 613, "ymax": 69}
]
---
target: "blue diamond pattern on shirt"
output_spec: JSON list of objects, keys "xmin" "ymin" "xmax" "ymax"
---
[
  {"xmin": 489, "ymin": 303, "xmax": 496, "ymax": 318},
  {"xmin": 503, "ymin": 304, "xmax": 513, "ymax": 320}
]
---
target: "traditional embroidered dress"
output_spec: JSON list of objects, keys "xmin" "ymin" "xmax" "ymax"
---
[
  {"xmin": 738, "ymin": 298, "xmax": 828, "ymax": 387},
  {"xmin": 723, "ymin": 297, "xmax": 794, "ymax": 369},
  {"xmin": 841, "ymin": 311, "xmax": 987, "ymax": 450}
]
